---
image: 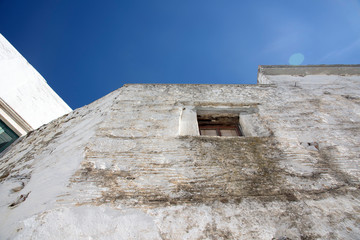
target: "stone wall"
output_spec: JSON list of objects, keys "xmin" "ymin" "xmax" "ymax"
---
[{"xmin": 0, "ymin": 70, "xmax": 359, "ymax": 239}]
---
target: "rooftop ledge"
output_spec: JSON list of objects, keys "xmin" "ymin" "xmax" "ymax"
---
[
  {"xmin": 257, "ymin": 64, "xmax": 360, "ymax": 84},
  {"xmin": 258, "ymin": 64, "xmax": 360, "ymax": 77}
]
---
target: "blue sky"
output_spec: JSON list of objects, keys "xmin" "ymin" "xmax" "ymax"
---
[{"xmin": 1, "ymin": 0, "xmax": 360, "ymax": 109}]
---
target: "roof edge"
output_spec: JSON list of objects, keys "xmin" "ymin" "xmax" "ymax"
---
[
  {"xmin": 257, "ymin": 64, "xmax": 360, "ymax": 84},
  {"xmin": 258, "ymin": 64, "xmax": 360, "ymax": 78}
]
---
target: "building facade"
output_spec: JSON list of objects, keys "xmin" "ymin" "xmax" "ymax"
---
[
  {"xmin": 0, "ymin": 65, "xmax": 359, "ymax": 239},
  {"xmin": 0, "ymin": 34, "xmax": 71, "ymax": 153}
]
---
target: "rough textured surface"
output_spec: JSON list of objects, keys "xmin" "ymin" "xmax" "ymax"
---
[{"xmin": 1, "ymin": 68, "xmax": 360, "ymax": 239}]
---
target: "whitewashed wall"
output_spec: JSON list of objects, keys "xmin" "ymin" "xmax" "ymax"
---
[
  {"xmin": 0, "ymin": 67, "xmax": 359, "ymax": 239},
  {"xmin": 0, "ymin": 34, "xmax": 71, "ymax": 131}
]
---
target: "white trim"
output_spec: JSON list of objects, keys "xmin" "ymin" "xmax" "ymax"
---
[{"xmin": 0, "ymin": 98, "xmax": 33, "ymax": 136}]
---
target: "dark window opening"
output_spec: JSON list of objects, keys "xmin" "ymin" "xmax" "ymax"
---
[
  {"xmin": 0, "ymin": 119, "xmax": 19, "ymax": 153},
  {"xmin": 197, "ymin": 114, "xmax": 243, "ymax": 137}
]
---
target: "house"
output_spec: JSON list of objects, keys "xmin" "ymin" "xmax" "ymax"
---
[
  {"xmin": 0, "ymin": 64, "xmax": 359, "ymax": 239},
  {"xmin": 0, "ymin": 34, "xmax": 71, "ymax": 153}
]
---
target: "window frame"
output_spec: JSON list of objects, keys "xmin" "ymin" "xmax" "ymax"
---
[
  {"xmin": 179, "ymin": 105, "xmax": 268, "ymax": 137},
  {"xmin": 199, "ymin": 124, "xmax": 243, "ymax": 136},
  {"xmin": 197, "ymin": 112, "xmax": 244, "ymax": 137},
  {"xmin": 0, "ymin": 119, "xmax": 19, "ymax": 153}
]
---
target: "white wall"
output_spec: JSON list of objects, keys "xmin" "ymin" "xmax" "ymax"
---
[
  {"xmin": 0, "ymin": 34, "xmax": 71, "ymax": 131},
  {"xmin": 1, "ymin": 80, "xmax": 360, "ymax": 239}
]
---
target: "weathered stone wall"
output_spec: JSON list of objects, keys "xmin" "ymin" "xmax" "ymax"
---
[{"xmin": 0, "ymin": 71, "xmax": 360, "ymax": 239}]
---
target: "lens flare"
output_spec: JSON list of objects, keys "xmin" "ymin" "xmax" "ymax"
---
[{"xmin": 289, "ymin": 53, "xmax": 304, "ymax": 65}]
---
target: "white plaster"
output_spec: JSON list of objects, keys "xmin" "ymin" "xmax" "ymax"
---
[
  {"xmin": 0, "ymin": 90, "xmax": 118, "ymax": 239},
  {"xmin": 13, "ymin": 206, "xmax": 161, "ymax": 240},
  {"xmin": 0, "ymin": 34, "xmax": 71, "ymax": 131},
  {"xmin": 257, "ymin": 72, "xmax": 270, "ymax": 84},
  {"xmin": 0, "ymin": 68, "xmax": 360, "ymax": 239},
  {"xmin": 179, "ymin": 107, "xmax": 199, "ymax": 136},
  {"xmin": 239, "ymin": 112, "xmax": 271, "ymax": 137}
]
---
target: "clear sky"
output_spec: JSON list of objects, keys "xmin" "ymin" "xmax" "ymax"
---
[{"xmin": 1, "ymin": 0, "xmax": 359, "ymax": 109}]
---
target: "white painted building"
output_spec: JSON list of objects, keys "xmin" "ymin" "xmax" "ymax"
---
[
  {"xmin": 0, "ymin": 65, "xmax": 359, "ymax": 239},
  {"xmin": 0, "ymin": 34, "xmax": 71, "ymax": 153}
]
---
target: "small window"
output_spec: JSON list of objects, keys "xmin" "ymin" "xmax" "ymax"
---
[
  {"xmin": 197, "ymin": 114, "xmax": 243, "ymax": 137},
  {"xmin": 0, "ymin": 119, "xmax": 19, "ymax": 153}
]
